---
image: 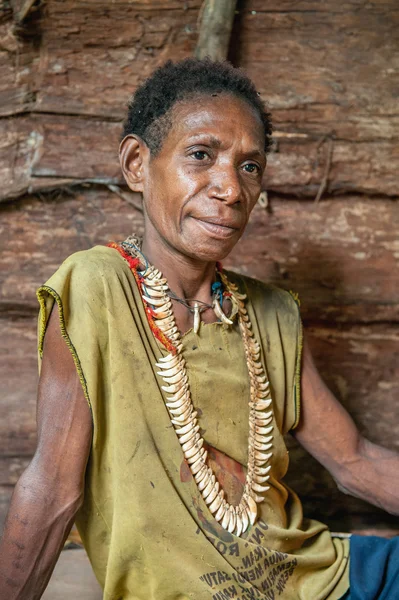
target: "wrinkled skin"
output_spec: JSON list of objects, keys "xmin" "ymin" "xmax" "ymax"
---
[{"xmin": 139, "ymin": 93, "xmax": 266, "ymax": 263}]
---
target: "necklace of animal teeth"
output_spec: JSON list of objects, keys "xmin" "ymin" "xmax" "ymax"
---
[{"xmin": 120, "ymin": 236, "xmax": 274, "ymax": 536}]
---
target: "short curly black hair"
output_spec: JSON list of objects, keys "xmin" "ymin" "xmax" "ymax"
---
[{"xmin": 122, "ymin": 58, "xmax": 272, "ymax": 155}]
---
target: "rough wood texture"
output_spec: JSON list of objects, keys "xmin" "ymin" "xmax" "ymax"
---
[
  {"xmin": 227, "ymin": 199, "xmax": 399, "ymax": 324},
  {"xmin": 1, "ymin": 191, "xmax": 397, "ymax": 325},
  {"xmin": 0, "ymin": 487, "xmax": 13, "ymax": 535},
  {"xmin": 0, "ymin": 318, "xmax": 38, "ymax": 457},
  {"xmin": 1, "ymin": 0, "xmax": 399, "ymax": 200},
  {"xmin": 4, "ymin": 116, "xmax": 399, "ymax": 200},
  {"xmin": 0, "ymin": 189, "xmax": 144, "ymax": 316},
  {"xmin": 233, "ymin": 1, "xmax": 399, "ymax": 142},
  {"xmin": 0, "ymin": 456, "xmax": 30, "ymax": 485}
]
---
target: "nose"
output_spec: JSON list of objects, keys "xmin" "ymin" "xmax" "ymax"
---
[{"xmin": 207, "ymin": 165, "xmax": 242, "ymax": 205}]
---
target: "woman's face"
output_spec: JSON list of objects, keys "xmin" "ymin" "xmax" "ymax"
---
[{"xmin": 135, "ymin": 93, "xmax": 267, "ymax": 262}]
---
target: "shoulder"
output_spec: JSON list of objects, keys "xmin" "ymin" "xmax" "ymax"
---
[
  {"xmin": 52, "ymin": 245, "xmax": 129, "ymax": 281},
  {"xmin": 61, "ymin": 245, "xmax": 128, "ymax": 275},
  {"xmin": 225, "ymin": 269, "xmax": 300, "ymax": 319},
  {"xmin": 41, "ymin": 245, "xmax": 132, "ymax": 298}
]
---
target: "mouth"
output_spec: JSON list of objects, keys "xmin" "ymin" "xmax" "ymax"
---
[{"xmin": 191, "ymin": 217, "xmax": 240, "ymax": 239}]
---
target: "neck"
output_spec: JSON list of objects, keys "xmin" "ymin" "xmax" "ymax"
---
[{"xmin": 141, "ymin": 231, "xmax": 216, "ymax": 305}]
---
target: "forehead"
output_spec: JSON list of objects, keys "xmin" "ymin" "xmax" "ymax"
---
[{"xmin": 164, "ymin": 93, "xmax": 265, "ymax": 150}]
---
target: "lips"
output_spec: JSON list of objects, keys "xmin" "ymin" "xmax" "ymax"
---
[
  {"xmin": 191, "ymin": 216, "xmax": 241, "ymax": 239},
  {"xmin": 193, "ymin": 216, "xmax": 241, "ymax": 230}
]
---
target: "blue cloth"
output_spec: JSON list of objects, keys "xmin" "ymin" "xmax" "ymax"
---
[{"xmin": 340, "ymin": 535, "xmax": 399, "ymax": 599}]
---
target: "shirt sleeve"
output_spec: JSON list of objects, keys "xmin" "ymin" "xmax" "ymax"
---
[{"xmin": 36, "ymin": 248, "xmax": 108, "ymax": 415}]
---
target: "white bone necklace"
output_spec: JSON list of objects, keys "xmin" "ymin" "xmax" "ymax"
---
[{"xmin": 121, "ymin": 237, "xmax": 274, "ymax": 536}]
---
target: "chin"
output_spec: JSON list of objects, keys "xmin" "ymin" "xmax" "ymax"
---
[{"xmin": 183, "ymin": 234, "xmax": 241, "ymax": 263}]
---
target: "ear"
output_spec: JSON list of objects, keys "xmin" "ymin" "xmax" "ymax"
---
[{"xmin": 119, "ymin": 135, "xmax": 149, "ymax": 193}]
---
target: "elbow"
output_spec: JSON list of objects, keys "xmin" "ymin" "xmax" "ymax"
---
[
  {"xmin": 332, "ymin": 436, "xmax": 399, "ymax": 516},
  {"xmin": 57, "ymin": 486, "xmax": 84, "ymax": 517},
  {"xmin": 334, "ymin": 476, "xmax": 355, "ymax": 498},
  {"xmin": 331, "ymin": 434, "xmax": 366, "ymax": 496},
  {"xmin": 45, "ymin": 482, "xmax": 85, "ymax": 522},
  {"xmin": 14, "ymin": 465, "xmax": 85, "ymax": 522}
]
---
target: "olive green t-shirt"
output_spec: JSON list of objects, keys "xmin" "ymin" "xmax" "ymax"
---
[{"xmin": 37, "ymin": 245, "xmax": 349, "ymax": 600}]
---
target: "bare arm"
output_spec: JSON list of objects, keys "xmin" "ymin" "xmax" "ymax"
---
[
  {"xmin": 293, "ymin": 332, "xmax": 399, "ymax": 516},
  {"xmin": 0, "ymin": 306, "xmax": 93, "ymax": 599}
]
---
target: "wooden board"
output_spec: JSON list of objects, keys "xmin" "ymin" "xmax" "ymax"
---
[
  {"xmin": 233, "ymin": 1, "xmax": 399, "ymax": 142},
  {"xmin": 0, "ymin": 188, "xmax": 144, "ymax": 316},
  {"xmin": 227, "ymin": 199, "xmax": 399, "ymax": 324},
  {"xmin": 1, "ymin": 191, "xmax": 398, "ymax": 324},
  {"xmin": 0, "ymin": 319, "xmax": 38, "ymax": 457},
  {"xmin": 0, "ymin": 487, "xmax": 13, "ymax": 535},
  {"xmin": 0, "ymin": 456, "xmax": 31, "ymax": 485},
  {"xmin": 231, "ymin": 0, "xmax": 399, "ymax": 197},
  {"xmin": 3, "ymin": 116, "xmax": 399, "ymax": 200},
  {"xmin": 5, "ymin": 116, "xmax": 399, "ymax": 200}
]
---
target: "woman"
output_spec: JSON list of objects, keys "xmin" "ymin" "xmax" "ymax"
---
[{"xmin": 0, "ymin": 58, "xmax": 398, "ymax": 600}]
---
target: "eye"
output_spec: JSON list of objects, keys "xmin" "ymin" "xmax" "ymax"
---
[
  {"xmin": 191, "ymin": 150, "xmax": 209, "ymax": 161},
  {"xmin": 242, "ymin": 162, "xmax": 260, "ymax": 174}
]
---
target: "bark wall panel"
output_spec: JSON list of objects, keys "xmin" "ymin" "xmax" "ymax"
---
[
  {"xmin": 0, "ymin": 488, "xmax": 13, "ymax": 536},
  {"xmin": 0, "ymin": 14, "xmax": 39, "ymax": 118},
  {"xmin": 6, "ymin": 115, "xmax": 399, "ymax": 200},
  {"xmin": 0, "ymin": 2, "xmax": 201, "ymax": 201},
  {"xmin": 31, "ymin": 2, "xmax": 200, "ymax": 118},
  {"xmin": 266, "ymin": 138, "xmax": 399, "ymax": 196},
  {"xmin": 0, "ymin": 318, "xmax": 38, "ymax": 457},
  {"xmin": 0, "ymin": 190, "xmax": 144, "ymax": 314},
  {"xmin": 0, "ymin": 457, "xmax": 30, "ymax": 486},
  {"xmin": 232, "ymin": 0, "xmax": 399, "ymax": 196},
  {"xmin": 1, "ymin": 0, "xmax": 399, "ymax": 200},
  {"xmin": 1, "ymin": 192, "xmax": 398, "ymax": 324},
  {"xmin": 30, "ymin": 116, "xmax": 122, "ymax": 181},
  {"xmin": 234, "ymin": 1, "xmax": 399, "ymax": 139},
  {"xmin": 227, "ymin": 199, "xmax": 399, "ymax": 323}
]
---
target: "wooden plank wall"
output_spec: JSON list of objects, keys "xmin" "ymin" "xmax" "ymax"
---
[{"xmin": 1, "ymin": 0, "xmax": 398, "ymax": 535}]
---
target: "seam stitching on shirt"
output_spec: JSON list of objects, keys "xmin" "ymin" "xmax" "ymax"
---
[
  {"xmin": 292, "ymin": 315, "xmax": 303, "ymax": 430},
  {"xmin": 36, "ymin": 285, "xmax": 93, "ymax": 414}
]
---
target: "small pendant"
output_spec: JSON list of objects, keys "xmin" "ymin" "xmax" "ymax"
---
[
  {"xmin": 212, "ymin": 297, "xmax": 233, "ymax": 326},
  {"xmin": 193, "ymin": 302, "xmax": 201, "ymax": 334}
]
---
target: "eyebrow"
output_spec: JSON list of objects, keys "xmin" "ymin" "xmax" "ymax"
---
[
  {"xmin": 186, "ymin": 134, "xmax": 265, "ymax": 159},
  {"xmin": 187, "ymin": 134, "xmax": 222, "ymax": 149}
]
